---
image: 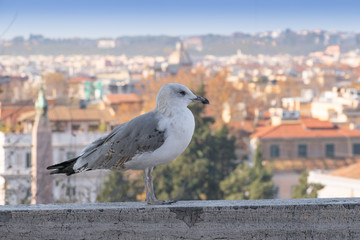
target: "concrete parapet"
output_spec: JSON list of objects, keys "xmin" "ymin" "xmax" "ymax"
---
[{"xmin": 1, "ymin": 198, "xmax": 360, "ymax": 239}]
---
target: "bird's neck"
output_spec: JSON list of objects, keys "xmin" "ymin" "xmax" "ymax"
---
[{"xmin": 156, "ymin": 103, "xmax": 187, "ymax": 118}]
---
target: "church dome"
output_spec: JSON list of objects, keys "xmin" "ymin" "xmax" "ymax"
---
[{"xmin": 168, "ymin": 41, "xmax": 192, "ymax": 66}]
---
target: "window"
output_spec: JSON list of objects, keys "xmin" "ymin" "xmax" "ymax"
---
[
  {"xmin": 270, "ymin": 145, "xmax": 280, "ymax": 158},
  {"xmin": 51, "ymin": 121, "xmax": 66, "ymax": 132},
  {"xmin": 325, "ymin": 144, "xmax": 335, "ymax": 158},
  {"xmin": 88, "ymin": 124, "xmax": 99, "ymax": 132},
  {"xmin": 71, "ymin": 124, "xmax": 80, "ymax": 132},
  {"xmin": 66, "ymin": 186, "xmax": 76, "ymax": 197},
  {"xmin": 298, "ymin": 144, "xmax": 307, "ymax": 158},
  {"xmin": 353, "ymin": 143, "xmax": 360, "ymax": 155},
  {"xmin": 25, "ymin": 152, "xmax": 31, "ymax": 168}
]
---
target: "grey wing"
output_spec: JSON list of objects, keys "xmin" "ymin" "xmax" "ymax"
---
[{"xmin": 73, "ymin": 111, "xmax": 166, "ymax": 171}]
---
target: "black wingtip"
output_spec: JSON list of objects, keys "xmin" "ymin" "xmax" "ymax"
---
[
  {"xmin": 50, "ymin": 169, "xmax": 60, "ymax": 175},
  {"xmin": 47, "ymin": 158, "xmax": 78, "ymax": 176}
]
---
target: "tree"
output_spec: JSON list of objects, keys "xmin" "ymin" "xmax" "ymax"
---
[
  {"xmin": 220, "ymin": 144, "xmax": 277, "ymax": 200},
  {"xmin": 97, "ymin": 171, "xmax": 145, "ymax": 202},
  {"xmin": 205, "ymin": 70, "xmax": 243, "ymax": 128},
  {"xmin": 154, "ymin": 86, "xmax": 237, "ymax": 201},
  {"xmin": 43, "ymin": 72, "xmax": 68, "ymax": 100},
  {"xmin": 292, "ymin": 171, "xmax": 324, "ymax": 199}
]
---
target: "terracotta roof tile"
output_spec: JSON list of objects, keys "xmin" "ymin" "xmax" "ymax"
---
[
  {"xmin": 103, "ymin": 94, "xmax": 142, "ymax": 105},
  {"xmin": 18, "ymin": 106, "xmax": 118, "ymax": 122},
  {"xmin": 68, "ymin": 76, "xmax": 95, "ymax": 83},
  {"xmin": 251, "ymin": 119, "xmax": 360, "ymax": 139},
  {"xmin": 329, "ymin": 161, "xmax": 360, "ymax": 179},
  {"xmin": 301, "ymin": 118, "xmax": 335, "ymax": 129}
]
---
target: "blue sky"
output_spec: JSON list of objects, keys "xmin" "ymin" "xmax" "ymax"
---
[{"xmin": 0, "ymin": 0, "xmax": 359, "ymax": 39}]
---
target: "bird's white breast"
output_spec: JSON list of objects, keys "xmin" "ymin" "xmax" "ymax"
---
[{"xmin": 124, "ymin": 108, "xmax": 195, "ymax": 170}]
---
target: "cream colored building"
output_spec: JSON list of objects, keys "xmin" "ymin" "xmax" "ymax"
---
[
  {"xmin": 309, "ymin": 163, "xmax": 360, "ymax": 198},
  {"xmin": 167, "ymin": 41, "xmax": 192, "ymax": 74},
  {"xmin": 0, "ymin": 132, "xmax": 108, "ymax": 205},
  {"xmin": 311, "ymin": 88, "xmax": 360, "ymax": 125}
]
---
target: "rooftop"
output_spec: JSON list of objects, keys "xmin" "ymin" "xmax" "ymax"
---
[
  {"xmin": 67, "ymin": 76, "xmax": 95, "ymax": 83},
  {"xmin": 18, "ymin": 105, "xmax": 118, "ymax": 122},
  {"xmin": 103, "ymin": 93, "xmax": 142, "ymax": 105},
  {"xmin": 251, "ymin": 118, "xmax": 360, "ymax": 139},
  {"xmin": 329, "ymin": 161, "xmax": 360, "ymax": 179}
]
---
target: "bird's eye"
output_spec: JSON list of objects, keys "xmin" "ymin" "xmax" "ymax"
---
[{"xmin": 179, "ymin": 90, "xmax": 186, "ymax": 96}]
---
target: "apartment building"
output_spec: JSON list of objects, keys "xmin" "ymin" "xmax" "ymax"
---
[
  {"xmin": 0, "ymin": 132, "xmax": 108, "ymax": 205},
  {"xmin": 251, "ymin": 118, "xmax": 360, "ymax": 160},
  {"xmin": 250, "ymin": 118, "xmax": 360, "ymax": 198}
]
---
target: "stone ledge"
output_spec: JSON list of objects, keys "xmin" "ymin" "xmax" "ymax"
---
[{"xmin": 1, "ymin": 198, "xmax": 360, "ymax": 239}]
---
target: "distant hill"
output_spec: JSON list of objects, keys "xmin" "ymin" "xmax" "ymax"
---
[{"xmin": 1, "ymin": 29, "xmax": 360, "ymax": 56}]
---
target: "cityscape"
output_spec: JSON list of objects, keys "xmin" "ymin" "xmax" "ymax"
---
[
  {"xmin": 1, "ymin": 27, "xmax": 360, "ymax": 204},
  {"xmin": 2, "ymin": 1, "xmax": 360, "ymax": 238},
  {"xmin": 1, "ymin": 0, "xmax": 360, "ymax": 206}
]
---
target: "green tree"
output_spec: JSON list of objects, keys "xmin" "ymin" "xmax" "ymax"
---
[
  {"xmin": 220, "ymin": 144, "xmax": 277, "ymax": 200},
  {"xmin": 292, "ymin": 171, "xmax": 324, "ymax": 199},
  {"xmin": 154, "ymin": 86, "xmax": 237, "ymax": 201},
  {"xmin": 97, "ymin": 171, "xmax": 144, "ymax": 202}
]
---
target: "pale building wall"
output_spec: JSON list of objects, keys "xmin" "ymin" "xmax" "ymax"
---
[
  {"xmin": 0, "ymin": 132, "xmax": 108, "ymax": 205},
  {"xmin": 260, "ymin": 137, "xmax": 360, "ymax": 160},
  {"xmin": 0, "ymin": 176, "xmax": 5, "ymax": 204},
  {"xmin": 309, "ymin": 171, "xmax": 360, "ymax": 198},
  {"xmin": 311, "ymin": 101, "xmax": 343, "ymax": 121},
  {"xmin": 272, "ymin": 171, "xmax": 300, "ymax": 199},
  {"xmin": 3, "ymin": 175, "xmax": 31, "ymax": 205}
]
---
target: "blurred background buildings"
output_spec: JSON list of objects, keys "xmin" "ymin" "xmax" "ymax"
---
[{"xmin": 2, "ymin": 0, "xmax": 360, "ymax": 204}]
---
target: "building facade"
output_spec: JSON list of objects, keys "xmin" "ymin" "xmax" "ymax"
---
[
  {"xmin": 250, "ymin": 118, "xmax": 360, "ymax": 198},
  {"xmin": 309, "ymin": 162, "xmax": 360, "ymax": 198},
  {"xmin": 0, "ymin": 132, "xmax": 108, "ymax": 205},
  {"xmin": 251, "ymin": 118, "xmax": 360, "ymax": 161}
]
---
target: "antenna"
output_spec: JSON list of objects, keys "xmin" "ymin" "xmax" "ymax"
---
[{"xmin": 0, "ymin": 12, "xmax": 18, "ymax": 39}]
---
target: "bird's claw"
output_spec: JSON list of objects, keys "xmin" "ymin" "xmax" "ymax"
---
[{"xmin": 147, "ymin": 200, "xmax": 177, "ymax": 205}]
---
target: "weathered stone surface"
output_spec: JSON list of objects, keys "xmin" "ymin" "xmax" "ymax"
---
[{"xmin": 1, "ymin": 198, "xmax": 360, "ymax": 239}]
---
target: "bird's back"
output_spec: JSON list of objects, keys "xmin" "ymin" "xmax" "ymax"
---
[{"xmin": 70, "ymin": 110, "xmax": 167, "ymax": 171}]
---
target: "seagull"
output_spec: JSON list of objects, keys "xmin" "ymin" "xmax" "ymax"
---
[{"xmin": 47, "ymin": 83, "xmax": 209, "ymax": 205}]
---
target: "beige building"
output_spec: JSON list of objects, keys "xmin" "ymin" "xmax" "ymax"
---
[
  {"xmin": 250, "ymin": 118, "xmax": 360, "ymax": 198},
  {"xmin": 18, "ymin": 106, "xmax": 119, "ymax": 134},
  {"xmin": 0, "ymin": 132, "xmax": 108, "ymax": 205},
  {"xmin": 251, "ymin": 118, "xmax": 360, "ymax": 161},
  {"xmin": 311, "ymin": 88, "xmax": 360, "ymax": 126}
]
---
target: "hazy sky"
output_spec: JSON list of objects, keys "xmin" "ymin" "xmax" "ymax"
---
[{"xmin": 0, "ymin": 0, "xmax": 359, "ymax": 39}]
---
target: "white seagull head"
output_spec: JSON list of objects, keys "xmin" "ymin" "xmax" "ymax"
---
[{"xmin": 156, "ymin": 83, "xmax": 209, "ymax": 111}]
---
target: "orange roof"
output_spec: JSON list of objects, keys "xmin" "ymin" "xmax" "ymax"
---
[
  {"xmin": 251, "ymin": 118, "xmax": 360, "ymax": 139},
  {"xmin": 68, "ymin": 76, "xmax": 94, "ymax": 83},
  {"xmin": 250, "ymin": 125, "xmax": 274, "ymax": 138},
  {"xmin": 0, "ymin": 102, "xmax": 34, "ymax": 125},
  {"xmin": 267, "ymin": 157, "xmax": 353, "ymax": 172},
  {"xmin": 301, "ymin": 118, "xmax": 335, "ymax": 129},
  {"xmin": 104, "ymin": 94, "xmax": 142, "ymax": 105},
  {"xmin": 18, "ymin": 106, "xmax": 118, "ymax": 122},
  {"xmin": 262, "ymin": 111, "xmax": 271, "ymax": 119},
  {"xmin": 329, "ymin": 161, "xmax": 360, "ymax": 179}
]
